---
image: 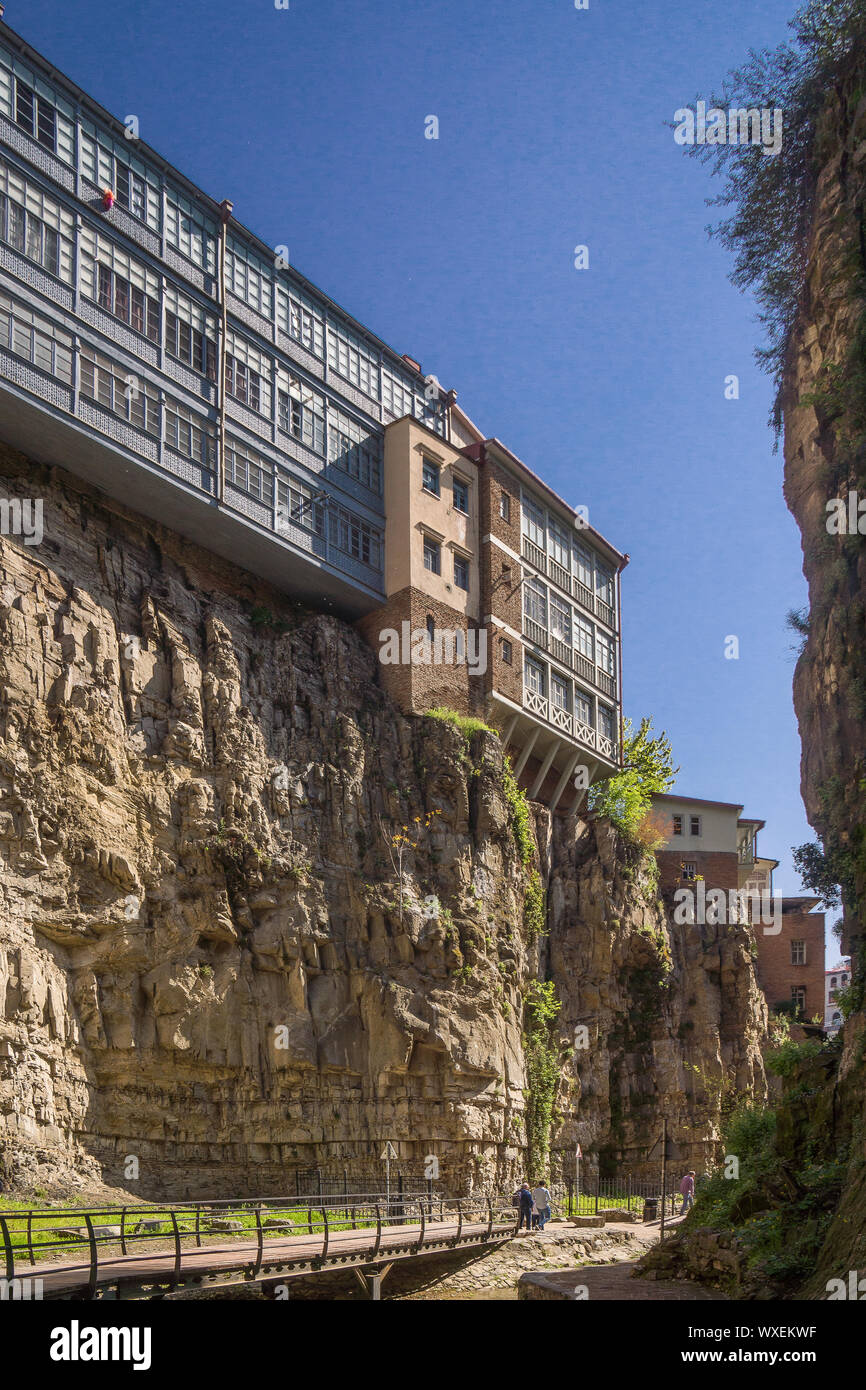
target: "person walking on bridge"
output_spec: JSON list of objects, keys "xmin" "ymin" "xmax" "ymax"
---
[
  {"xmin": 516, "ymin": 1182, "xmax": 534, "ymax": 1231},
  {"xmin": 531, "ymin": 1180, "xmax": 551, "ymax": 1231}
]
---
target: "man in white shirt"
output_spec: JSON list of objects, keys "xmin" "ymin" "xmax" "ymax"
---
[{"xmin": 531, "ymin": 1181, "xmax": 552, "ymax": 1230}]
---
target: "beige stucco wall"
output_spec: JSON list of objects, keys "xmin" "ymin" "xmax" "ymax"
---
[
  {"xmin": 383, "ymin": 417, "xmax": 480, "ymax": 619},
  {"xmin": 651, "ymin": 797, "xmax": 741, "ymax": 853}
]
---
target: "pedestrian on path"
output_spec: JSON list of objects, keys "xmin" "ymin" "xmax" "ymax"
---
[
  {"xmin": 516, "ymin": 1182, "xmax": 534, "ymax": 1231},
  {"xmin": 679, "ymin": 1170, "xmax": 696, "ymax": 1215},
  {"xmin": 531, "ymin": 1180, "xmax": 552, "ymax": 1231}
]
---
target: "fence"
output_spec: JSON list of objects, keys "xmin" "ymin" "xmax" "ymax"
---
[{"xmin": 551, "ymin": 1174, "xmax": 683, "ymax": 1219}]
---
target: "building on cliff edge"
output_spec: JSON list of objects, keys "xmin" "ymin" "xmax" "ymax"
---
[{"xmin": 0, "ymin": 17, "xmax": 625, "ymax": 812}]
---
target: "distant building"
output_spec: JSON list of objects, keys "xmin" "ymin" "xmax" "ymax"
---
[
  {"xmin": 825, "ymin": 961, "xmax": 851, "ymax": 1035},
  {"xmin": 651, "ymin": 793, "xmax": 826, "ymax": 1027}
]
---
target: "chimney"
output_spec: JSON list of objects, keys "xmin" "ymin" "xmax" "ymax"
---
[{"xmin": 401, "ymin": 354, "xmax": 421, "ymax": 374}]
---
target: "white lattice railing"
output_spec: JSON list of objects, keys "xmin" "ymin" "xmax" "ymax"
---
[
  {"xmin": 551, "ymin": 705, "xmax": 572, "ymax": 734},
  {"xmin": 524, "ymin": 688, "xmax": 548, "ymax": 720}
]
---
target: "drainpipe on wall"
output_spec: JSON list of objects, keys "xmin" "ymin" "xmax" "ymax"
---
[
  {"xmin": 217, "ymin": 198, "xmax": 233, "ymax": 504},
  {"xmin": 616, "ymin": 555, "xmax": 629, "ymax": 769}
]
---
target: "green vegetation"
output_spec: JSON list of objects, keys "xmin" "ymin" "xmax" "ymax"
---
[
  {"xmin": 424, "ymin": 707, "xmax": 495, "ymax": 742},
  {"xmin": 588, "ymin": 716, "xmax": 676, "ymax": 845},
  {"xmin": 522, "ymin": 981, "xmax": 562, "ymax": 1175},
  {"xmin": 681, "ymin": 0, "xmax": 866, "ymax": 413},
  {"xmin": 501, "ymin": 756, "xmax": 534, "ymax": 866},
  {"xmin": 523, "ymin": 869, "xmax": 546, "ymax": 941}
]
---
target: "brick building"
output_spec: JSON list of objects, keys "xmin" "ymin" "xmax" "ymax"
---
[
  {"xmin": 652, "ymin": 793, "xmax": 827, "ymax": 1026},
  {"xmin": 360, "ymin": 404, "xmax": 627, "ymax": 812}
]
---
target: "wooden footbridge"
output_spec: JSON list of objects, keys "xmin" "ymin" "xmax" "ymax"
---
[{"xmin": 0, "ymin": 1194, "xmax": 518, "ymax": 1300}]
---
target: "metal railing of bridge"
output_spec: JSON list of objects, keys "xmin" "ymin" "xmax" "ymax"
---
[{"xmin": 0, "ymin": 1192, "xmax": 518, "ymax": 1298}]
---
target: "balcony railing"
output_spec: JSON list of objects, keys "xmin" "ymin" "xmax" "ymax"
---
[
  {"xmin": 522, "ymin": 617, "xmax": 617, "ymax": 702},
  {"xmin": 521, "ymin": 536, "xmax": 618, "ymax": 630},
  {"xmin": 521, "ymin": 685, "xmax": 618, "ymax": 765}
]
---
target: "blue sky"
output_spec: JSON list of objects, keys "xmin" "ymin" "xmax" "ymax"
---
[{"xmin": 12, "ymin": 0, "xmax": 835, "ymax": 923}]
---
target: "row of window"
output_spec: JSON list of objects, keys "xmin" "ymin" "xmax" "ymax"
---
[
  {"xmin": 1, "ymin": 52, "xmax": 440, "ymax": 435},
  {"xmin": 422, "ymin": 534, "xmax": 469, "ymax": 590},
  {"xmin": 0, "ymin": 167, "xmax": 385, "ymax": 488},
  {"xmin": 523, "ymin": 577, "xmax": 616, "ymax": 673},
  {"xmin": 521, "ymin": 495, "xmax": 615, "ymax": 607},
  {"xmin": 421, "ymin": 457, "xmax": 469, "ymax": 513},
  {"xmin": 523, "ymin": 653, "xmax": 616, "ymax": 740},
  {"xmin": 672, "ymin": 814, "xmax": 702, "ymax": 837}
]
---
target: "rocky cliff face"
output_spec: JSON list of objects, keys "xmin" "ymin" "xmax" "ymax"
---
[
  {"xmin": 780, "ymin": 71, "xmax": 866, "ymax": 1295},
  {"xmin": 0, "ymin": 444, "xmax": 766, "ymax": 1199},
  {"xmin": 546, "ymin": 817, "xmax": 766, "ymax": 1180}
]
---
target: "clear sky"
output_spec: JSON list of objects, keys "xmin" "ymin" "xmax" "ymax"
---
[{"xmin": 10, "ymin": 0, "xmax": 835, "ymax": 925}]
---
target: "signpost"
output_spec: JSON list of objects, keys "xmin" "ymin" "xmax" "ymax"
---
[
  {"xmin": 380, "ymin": 1141, "xmax": 398, "ymax": 1213},
  {"xmin": 575, "ymin": 1143, "xmax": 582, "ymax": 1215}
]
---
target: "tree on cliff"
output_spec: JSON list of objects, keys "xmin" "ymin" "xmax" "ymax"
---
[
  {"xmin": 683, "ymin": 0, "xmax": 866, "ymax": 417},
  {"xmin": 588, "ymin": 716, "xmax": 676, "ymax": 844}
]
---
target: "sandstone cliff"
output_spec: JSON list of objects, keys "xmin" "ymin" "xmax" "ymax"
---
[{"xmin": 0, "ymin": 444, "xmax": 765, "ymax": 1199}]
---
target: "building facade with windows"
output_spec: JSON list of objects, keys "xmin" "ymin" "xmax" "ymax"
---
[
  {"xmin": 362, "ymin": 413, "xmax": 627, "ymax": 811},
  {"xmin": 0, "ymin": 19, "xmax": 447, "ymax": 618},
  {"xmin": 824, "ymin": 960, "xmax": 851, "ymax": 1035},
  {"xmin": 652, "ymin": 793, "xmax": 827, "ymax": 1026},
  {"xmin": 0, "ymin": 19, "xmax": 626, "ymax": 811}
]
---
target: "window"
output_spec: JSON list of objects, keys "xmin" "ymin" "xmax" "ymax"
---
[
  {"xmin": 791, "ymin": 940, "xmax": 806, "ymax": 966},
  {"xmin": 549, "ymin": 517, "xmax": 571, "ymax": 568},
  {"xmin": 278, "ymin": 288, "xmax": 325, "ymax": 358},
  {"xmin": 574, "ymin": 543, "xmax": 594, "ymax": 591},
  {"xmin": 276, "ymin": 478, "xmax": 325, "ymax": 537},
  {"xmin": 453, "ymin": 476, "xmax": 469, "ymax": 514},
  {"xmin": 165, "ymin": 309, "xmax": 217, "ymax": 379},
  {"xmin": 598, "ymin": 705, "xmax": 614, "ymax": 741},
  {"xmin": 791, "ymin": 987, "xmax": 806, "ymax": 1015},
  {"xmin": 596, "ymin": 564, "xmax": 615, "ymax": 609},
  {"xmin": 422, "ymin": 458, "xmax": 440, "ymax": 496},
  {"xmin": 0, "ymin": 193, "xmax": 61, "ymax": 276},
  {"xmin": 672, "ymin": 815, "xmax": 683, "ymax": 836},
  {"xmin": 329, "ymin": 505, "xmax": 382, "ymax": 568},
  {"xmin": 0, "ymin": 290, "xmax": 73, "ymax": 383},
  {"xmin": 500, "ymin": 492, "xmax": 511, "ymax": 523},
  {"xmin": 423, "ymin": 535, "xmax": 441, "ymax": 575},
  {"xmin": 551, "ymin": 673, "xmax": 570, "ymax": 712},
  {"xmin": 596, "ymin": 631, "xmax": 616, "ymax": 677},
  {"xmin": 225, "ymin": 353, "xmax": 261, "ymax": 412},
  {"xmin": 115, "ymin": 161, "xmax": 147, "ymax": 222},
  {"xmin": 574, "ymin": 690, "xmax": 592, "ymax": 727},
  {"xmin": 165, "ymin": 192, "xmax": 217, "ymax": 273},
  {"xmin": 524, "ymin": 655, "xmax": 545, "ymax": 697},
  {"xmin": 15, "ymin": 82, "xmax": 57, "ymax": 153},
  {"xmin": 426, "ymin": 616, "xmax": 435, "ymax": 642},
  {"xmin": 79, "ymin": 346, "xmax": 159, "ymax": 434},
  {"xmin": 830, "ymin": 976, "xmax": 837, "ymax": 989},
  {"xmin": 522, "ymin": 496, "xmax": 545, "ymax": 548},
  {"xmin": 165, "ymin": 401, "xmax": 215, "ymax": 467},
  {"xmin": 682, "ymin": 862, "xmax": 697, "ymax": 881},
  {"xmin": 94, "ymin": 261, "xmax": 160, "ymax": 341},
  {"xmin": 328, "ymin": 406, "xmax": 382, "ymax": 490},
  {"xmin": 226, "ymin": 242, "xmax": 273, "ymax": 318},
  {"xmin": 575, "ymin": 614, "xmax": 594, "ymax": 660},
  {"xmin": 326, "ymin": 323, "xmax": 378, "ymax": 397},
  {"xmin": 501, "ymin": 639, "xmax": 513, "ymax": 665},
  {"xmin": 225, "ymin": 438, "xmax": 270, "ymax": 500},
  {"xmin": 690, "ymin": 815, "xmax": 702, "ymax": 837},
  {"xmin": 278, "ymin": 379, "xmax": 325, "ymax": 455},
  {"xmin": 523, "ymin": 577, "xmax": 547, "ymax": 627},
  {"xmin": 454, "ymin": 554, "xmax": 469, "ymax": 591},
  {"xmin": 550, "ymin": 594, "xmax": 571, "ymax": 643}
]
